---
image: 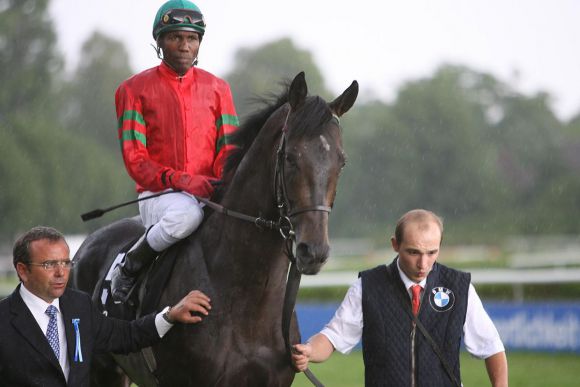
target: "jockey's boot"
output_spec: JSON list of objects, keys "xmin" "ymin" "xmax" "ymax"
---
[{"xmin": 110, "ymin": 235, "xmax": 157, "ymax": 303}]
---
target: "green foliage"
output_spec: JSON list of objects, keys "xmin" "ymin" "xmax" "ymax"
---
[
  {"xmin": 1, "ymin": 1, "xmax": 579, "ymax": 246},
  {"xmin": 0, "ymin": 113, "xmax": 135, "ymax": 239},
  {"xmin": 62, "ymin": 31, "xmax": 133, "ymax": 150},
  {"xmin": 0, "ymin": 0, "xmax": 135, "ymax": 241},
  {"xmin": 0, "ymin": 0, "xmax": 63, "ymax": 117},
  {"xmin": 226, "ymin": 38, "xmax": 330, "ymax": 118},
  {"xmin": 329, "ymin": 64, "xmax": 580, "ymax": 241}
]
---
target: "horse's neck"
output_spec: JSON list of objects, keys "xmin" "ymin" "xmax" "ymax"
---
[
  {"xmin": 201, "ymin": 120, "xmax": 288, "ymax": 288},
  {"xmin": 221, "ymin": 113, "xmax": 282, "ymax": 223}
]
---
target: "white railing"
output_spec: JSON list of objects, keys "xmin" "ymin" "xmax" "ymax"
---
[{"xmin": 301, "ymin": 268, "xmax": 580, "ymax": 288}]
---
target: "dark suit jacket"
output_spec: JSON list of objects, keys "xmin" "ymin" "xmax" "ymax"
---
[{"xmin": 0, "ymin": 285, "xmax": 160, "ymax": 387}]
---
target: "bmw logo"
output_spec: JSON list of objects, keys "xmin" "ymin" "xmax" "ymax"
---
[{"xmin": 429, "ymin": 286, "xmax": 455, "ymax": 312}]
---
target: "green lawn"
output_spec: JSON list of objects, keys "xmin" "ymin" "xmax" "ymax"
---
[{"xmin": 292, "ymin": 351, "xmax": 580, "ymax": 386}]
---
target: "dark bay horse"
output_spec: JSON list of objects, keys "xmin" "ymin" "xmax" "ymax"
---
[{"xmin": 71, "ymin": 72, "xmax": 358, "ymax": 386}]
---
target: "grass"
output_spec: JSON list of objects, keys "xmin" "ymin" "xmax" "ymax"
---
[{"xmin": 292, "ymin": 351, "xmax": 580, "ymax": 386}]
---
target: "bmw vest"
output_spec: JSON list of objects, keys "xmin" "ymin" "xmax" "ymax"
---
[{"xmin": 360, "ymin": 259, "xmax": 470, "ymax": 386}]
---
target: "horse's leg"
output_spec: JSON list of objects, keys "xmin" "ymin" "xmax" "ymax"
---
[{"xmin": 90, "ymin": 354, "xmax": 131, "ymax": 387}]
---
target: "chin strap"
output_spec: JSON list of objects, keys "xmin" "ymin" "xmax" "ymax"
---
[{"xmin": 153, "ymin": 42, "xmax": 198, "ymax": 69}]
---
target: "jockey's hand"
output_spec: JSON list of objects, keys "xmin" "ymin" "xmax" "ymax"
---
[
  {"xmin": 291, "ymin": 343, "xmax": 312, "ymax": 372},
  {"xmin": 209, "ymin": 179, "xmax": 223, "ymax": 188},
  {"xmin": 167, "ymin": 290, "xmax": 211, "ymax": 324},
  {"xmin": 170, "ymin": 172, "xmax": 214, "ymax": 198}
]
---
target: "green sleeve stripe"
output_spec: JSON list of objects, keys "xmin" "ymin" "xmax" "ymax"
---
[
  {"xmin": 120, "ymin": 130, "xmax": 147, "ymax": 147},
  {"xmin": 118, "ymin": 110, "xmax": 146, "ymax": 127},
  {"xmin": 216, "ymin": 134, "xmax": 235, "ymax": 153},
  {"xmin": 215, "ymin": 114, "xmax": 239, "ymax": 130}
]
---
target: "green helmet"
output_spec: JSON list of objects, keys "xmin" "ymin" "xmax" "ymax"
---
[{"xmin": 152, "ymin": 0, "xmax": 206, "ymax": 41}]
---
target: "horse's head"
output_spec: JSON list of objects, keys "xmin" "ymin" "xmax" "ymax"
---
[{"xmin": 281, "ymin": 72, "xmax": 358, "ymax": 274}]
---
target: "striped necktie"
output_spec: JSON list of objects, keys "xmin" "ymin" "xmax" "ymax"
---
[{"xmin": 45, "ymin": 305, "xmax": 60, "ymax": 360}]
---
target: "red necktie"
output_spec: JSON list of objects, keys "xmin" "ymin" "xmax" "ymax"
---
[{"xmin": 411, "ymin": 285, "xmax": 422, "ymax": 316}]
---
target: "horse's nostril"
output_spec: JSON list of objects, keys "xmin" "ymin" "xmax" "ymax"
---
[
  {"xmin": 296, "ymin": 243, "xmax": 312, "ymax": 259},
  {"xmin": 296, "ymin": 243, "xmax": 329, "ymax": 264}
]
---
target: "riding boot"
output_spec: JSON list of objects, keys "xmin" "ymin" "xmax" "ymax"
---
[{"xmin": 110, "ymin": 235, "xmax": 158, "ymax": 303}]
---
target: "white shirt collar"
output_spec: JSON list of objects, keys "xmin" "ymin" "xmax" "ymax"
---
[
  {"xmin": 396, "ymin": 257, "xmax": 427, "ymax": 290},
  {"xmin": 19, "ymin": 283, "xmax": 61, "ymax": 315}
]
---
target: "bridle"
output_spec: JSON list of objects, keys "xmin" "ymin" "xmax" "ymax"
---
[
  {"xmin": 273, "ymin": 105, "xmax": 333, "ymax": 241},
  {"xmin": 275, "ymin": 105, "xmax": 331, "ymax": 387},
  {"xmin": 199, "ymin": 103, "xmax": 335, "ymax": 247}
]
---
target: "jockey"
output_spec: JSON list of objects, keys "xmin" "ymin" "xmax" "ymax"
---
[{"xmin": 111, "ymin": 0, "xmax": 239, "ymax": 302}]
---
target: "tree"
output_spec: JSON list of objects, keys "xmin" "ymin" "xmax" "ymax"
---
[
  {"xmin": 226, "ymin": 38, "xmax": 330, "ymax": 118},
  {"xmin": 62, "ymin": 31, "xmax": 133, "ymax": 150},
  {"xmin": 331, "ymin": 65, "xmax": 506, "ymax": 240},
  {"xmin": 0, "ymin": 0, "xmax": 64, "ymax": 239},
  {"xmin": 0, "ymin": 0, "xmax": 63, "ymax": 118},
  {"xmin": 330, "ymin": 64, "xmax": 580, "ymax": 241},
  {"xmin": 0, "ymin": 1, "xmax": 137, "ymax": 240}
]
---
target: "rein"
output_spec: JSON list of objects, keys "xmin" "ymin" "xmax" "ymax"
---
[{"xmin": 281, "ymin": 247, "xmax": 324, "ymax": 387}]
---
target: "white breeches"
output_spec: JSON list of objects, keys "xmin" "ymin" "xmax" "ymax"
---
[{"xmin": 138, "ymin": 190, "xmax": 204, "ymax": 252}]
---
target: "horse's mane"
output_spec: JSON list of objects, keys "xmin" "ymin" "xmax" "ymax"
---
[
  {"xmin": 224, "ymin": 94, "xmax": 289, "ymax": 180},
  {"xmin": 212, "ymin": 84, "xmax": 333, "ymax": 202},
  {"xmin": 210, "ymin": 89, "xmax": 288, "ymax": 202}
]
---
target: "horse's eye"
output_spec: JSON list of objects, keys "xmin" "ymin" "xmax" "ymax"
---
[
  {"xmin": 285, "ymin": 154, "xmax": 299, "ymax": 169},
  {"xmin": 339, "ymin": 153, "xmax": 347, "ymax": 171}
]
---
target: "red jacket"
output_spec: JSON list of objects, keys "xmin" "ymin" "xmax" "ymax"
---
[{"xmin": 115, "ymin": 62, "xmax": 238, "ymax": 194}]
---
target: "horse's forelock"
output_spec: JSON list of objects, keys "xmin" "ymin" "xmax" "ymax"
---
[
  {"xmin": 288, "ymin": 96, "xmax": 334, "ymax": 139},
  {"xmin": 213, "ymin": 92, "xmax": 333, "ymax": 202}
]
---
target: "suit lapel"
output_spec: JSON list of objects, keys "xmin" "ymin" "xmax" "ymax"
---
[{"xmin": 8, "ymin": 285, "xmax": 62, "ymax": 371}]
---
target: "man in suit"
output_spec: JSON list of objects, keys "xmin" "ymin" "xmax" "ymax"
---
[{"xmin": 0, "ymin": 226, "xmax": 212, "ymax": 386}]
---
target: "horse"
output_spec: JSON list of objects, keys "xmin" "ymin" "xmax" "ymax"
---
[{"xmin": 71, "ymin": 72, "xmax": 358, "ymax": 386}]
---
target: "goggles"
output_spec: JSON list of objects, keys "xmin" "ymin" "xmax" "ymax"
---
[{"xmin": 161, "ymin": 9, "xmax": 206, "ymax": 29}]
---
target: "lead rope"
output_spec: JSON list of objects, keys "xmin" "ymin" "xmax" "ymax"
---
[
  {"xmin": 281, "ymin": 239, "xmax": 325, "ymax": 387},
  {"xmin": 277, "ymin": 105, "xmax": 324, "ymax": 386}
]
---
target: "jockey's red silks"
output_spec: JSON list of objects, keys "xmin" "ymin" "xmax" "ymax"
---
[{"xmin": 116, "ymin": 61, "xmax": 238, "ymax": 195}]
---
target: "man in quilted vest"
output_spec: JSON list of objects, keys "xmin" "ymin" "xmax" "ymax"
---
[{"xmin": 292, "ymin": 209, "xmax": 508, "ymax": 386}]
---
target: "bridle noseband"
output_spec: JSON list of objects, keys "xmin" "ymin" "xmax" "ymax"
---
[{"xmin": 273, "ymin": 106, "xmax": 333, "ymax": 241}]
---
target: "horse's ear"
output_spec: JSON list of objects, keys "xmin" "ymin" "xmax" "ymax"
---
[
  {"xmin": 329, "ymin": 80, "xmax": 359, "ymax": 117},
  {"xmin": 288, "ymin": 72, "xmax": 308, "ymax": 110}
]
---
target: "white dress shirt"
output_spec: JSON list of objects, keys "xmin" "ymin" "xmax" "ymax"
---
[
  {"xmin": 319, "ymin": 260, "xmax": 505, "ymax": 359},
  {"xmin": 20, "ymin": 285, "xmax": 70, "ymax": 380},
  {"xmin": 19, "ymin": 285, "xmax": 174, "ymax": 380}
]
